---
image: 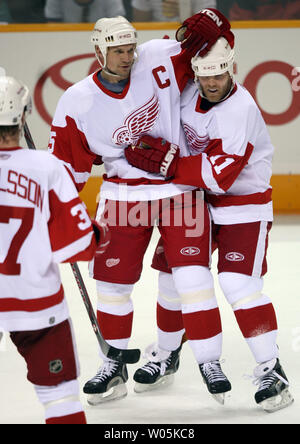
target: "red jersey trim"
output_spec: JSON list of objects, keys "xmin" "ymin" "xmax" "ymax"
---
[
  {"xmin": 0, "ymin": 285, "xmax": 64, "ymax": 312},
  {"xmin": 92, "ymin": 70, "xmax": 131, "ymax": 99},
  {"xmin": 206, "ymin": 188, "xmax": 272, "ymax": 207},
  {"xmin": 170, "ymin": 49, "xmax": 192, "ymax": 93},
  {"xmin": 103, "ymin": 174, "xmax": 169, "ymax": 186},
  {"xmin": 0, "ymin": 146, "xmax": 23, "ymax": 151},
  {"xmin": 63, "ymin": 236, "xmax": 97, "ymax": 263}
]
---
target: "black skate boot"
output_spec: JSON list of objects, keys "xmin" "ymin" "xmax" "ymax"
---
[
  {"xmin": 254, "ymin": 358, "xmax": 294, "ymax": 413},
  {"xmin": 133, "ymin": 343, "xmax": 181, "ymax": 393},
  {"xmin": 83, "ymin": 360, "xmax": 128, "ymax": 405},
  {"xmin": 199, "ymin": 360, "xmax": 232, "ymax": 405}
]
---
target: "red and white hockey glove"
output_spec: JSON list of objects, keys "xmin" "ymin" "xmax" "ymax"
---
[
  {"xmin": 176, "ymin": 8, "xmax": 235, "ymax": 57},
  {"xmin": 125, "ymin": 135, "xmax": 180, "ymax": 179},
  {"xmin": 92, "ymin": 220, "xmax": 111, "ymax": 255}
]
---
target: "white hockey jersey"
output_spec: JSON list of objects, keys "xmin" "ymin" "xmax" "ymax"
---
[
  {"xmin": 0, "ymin": 147, "xmax": 97, "ymax": 332},
  {"xmin": 49, "ymin": 39, "xmax": 195, "ymax": 202},
  {"xmin": 173, "ymin": 82, "xmax": 274, "ymax": 224}
]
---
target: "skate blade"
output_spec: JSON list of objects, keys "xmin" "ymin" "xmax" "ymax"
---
[
  {"xmin": 211, "ymin": 392, "xmax": 227, "ymax": 406},
  {"xmin": 134, "ymin": 374, "xmax": 175, "ymax": 393},
  {"xmin": 259, "ymin": 389, "xmax": 294, "ymax": 413},
  {"xmin": 87, "ymin": 384, "xmax": 128, "ymax": 405}
]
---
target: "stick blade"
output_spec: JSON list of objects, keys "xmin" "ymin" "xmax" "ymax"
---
[{"xmin": 107, "ymin": 346, "xmax": 141, "ymax": 364}]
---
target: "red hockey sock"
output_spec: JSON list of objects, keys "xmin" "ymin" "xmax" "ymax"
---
[{"xmin": 46, "ymin": 411, "xmax": 87, "ymax": 424}]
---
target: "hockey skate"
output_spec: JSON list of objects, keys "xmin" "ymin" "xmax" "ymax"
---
[
  {"xmin": 83, "ymin": 360, "xmax": 128, "ymax": 405},
  {"xmin": 199, "ymin": 360, "xmax": 232, "ymax": 405},
  {"xmin": 253, "ymin": 358, "xmax": 294, "ymax": 413},
  {"xmin": 133, "ymin": 343, "xmax": 181, "ymax": 393}
]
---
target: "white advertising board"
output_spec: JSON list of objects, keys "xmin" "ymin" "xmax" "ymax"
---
[{"xmin": 1, "ymin": 26, "xmax": 300, "ymax": 174}]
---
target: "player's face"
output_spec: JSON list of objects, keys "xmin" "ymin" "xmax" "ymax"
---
[
  {"xmin": 106, "ymin": 44, "xmax": 136, "ymax": 80},
  {"xmin": 198, "ymin": 72, "xmax": 232, "ymax": 103}
]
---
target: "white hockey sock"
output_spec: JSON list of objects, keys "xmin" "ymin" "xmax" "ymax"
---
[
  {"xmin": 157, "ymin": 272, "xmax": 185, "ymax": 351},
  {"xmin": 172, "ymin": 266, "xmax": 222, "ymax": 363},
  {"xmin": 35, "ymin": 379, "xmax": 86, "ymax": 424},
  {"xmin": 96, "ymin": 280, "xmax": 134, "ymax": 357},
  {"xmin": 219, "ymin": 272, "xmax": 279, "ymax": 363}
]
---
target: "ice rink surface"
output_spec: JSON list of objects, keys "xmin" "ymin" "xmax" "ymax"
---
[{"xmin": 0, "ymin": 215, "xmax": 299, "ymax": 425}]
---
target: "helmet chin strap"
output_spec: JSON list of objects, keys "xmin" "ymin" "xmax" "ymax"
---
[
  {"xmin": 102, "ymin": 66, "xmax": 124, "ymax": 80},
  {"xmin": 95, "ymin": 54, "xmax": 122, "ymax": 80},
  {"xmin": 96, "ymin": 50, "xmax": 138, "ymax": 82}
]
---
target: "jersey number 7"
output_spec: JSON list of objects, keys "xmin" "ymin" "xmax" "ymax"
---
[{"xmin": 0, "ymin": 206, "xmax": 34, "ymax": 276}]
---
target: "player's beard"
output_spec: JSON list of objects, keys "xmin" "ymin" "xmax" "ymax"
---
[{"xmin": 198, "ymin": 77, "xmax": 234, "ymax": 103}]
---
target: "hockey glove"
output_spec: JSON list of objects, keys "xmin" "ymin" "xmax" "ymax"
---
[
  {"xmin": 125, "ymin": 135, "xmax": 180, "ymax": 179},
  {"xmin": 92, "ymin": 220, "xmax": 111, "ymax": 255},
  {"xmin": 176, "ymin": 8, "xmax": 235, "ymax": 57},
  {"xmin": 93, "ymin": 155, "xmax": 103, "ymax": 166}
]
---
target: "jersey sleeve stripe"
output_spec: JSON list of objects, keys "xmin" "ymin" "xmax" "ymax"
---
[
  {"xmin": 52, "ymin": 231, "xmax": 95, "ymax": 263},
  {"xmin": 63, "ymin": 161, "xmax": 91, "ymax": 187}
]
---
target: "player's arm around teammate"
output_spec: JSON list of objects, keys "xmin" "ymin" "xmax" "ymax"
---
[
  {"xmin": 125, "ymin": 38, "xmax": 294, "ymax": 413},
  {"xmin": 48, "ymin": 10, "xmax": 236, "ymax": 406}
]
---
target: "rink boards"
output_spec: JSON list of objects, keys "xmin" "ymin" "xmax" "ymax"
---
[{"xmin": 1, "ymin": 20, "xmax": 299, "ymax": 214}]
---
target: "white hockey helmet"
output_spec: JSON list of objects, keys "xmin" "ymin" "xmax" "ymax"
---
[
  {"xmin": 91, "ymin": 16, "xmax": 138, "ymax": 68},
  {"xmin": 191, "ymin": 37, "xmax": 235, "ymax": 80},
  {"xmin": 0, "ymin": 76, "xmax": 32, "ymax": 127}
]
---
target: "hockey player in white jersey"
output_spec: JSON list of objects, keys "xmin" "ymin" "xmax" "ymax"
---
[
  {"xmin": 0, "ymin": 76, "xmax": 110, "ymax": 424},
  {"xmin": 49, "ymin": 10, "xmax": 235, "ymax": 405},
  {"xmin": 125, "ymin": 38, "xmax": 294, "ymax": 412}
]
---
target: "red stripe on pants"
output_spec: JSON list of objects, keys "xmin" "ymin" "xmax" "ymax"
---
[
  {"xmin": 182, "ymin": 308, "xmax": 222, "ymax": 340},
  {"xmin": 234, "ymin": 303, "xmax": 278, "ymax": 338},
  {"xmin": 157, "ymin": 303, "xmax": 184, "ymax": 332},
  {"xmin": 97, "ymin": 310, "xmax": 133, "ymax": 340}
]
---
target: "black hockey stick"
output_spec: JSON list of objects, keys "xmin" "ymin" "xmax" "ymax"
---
[{"xmin": 23, "ymin": 122, "xmax": 141, "ymax": 364}]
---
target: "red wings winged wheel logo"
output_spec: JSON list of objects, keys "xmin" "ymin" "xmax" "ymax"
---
[
  {"xmin": 112, "ymin": 95, "xmax": 160, "ymax": 145},
  {"xmin": 183, "ymin": 123, "xmax": 210, "ymax": 154}
]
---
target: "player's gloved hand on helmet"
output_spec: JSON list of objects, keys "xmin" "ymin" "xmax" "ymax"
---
[
  {"xmin": 125, "ymin": 135, "xmax": 180, "ymax": 179},
  {"xmin": 91, "ymin": 220, "xmax": 111, "ymax": 255},
  {"xmin": 176, "ymin": 8, "xmax": 235, "ymax": 57}
]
